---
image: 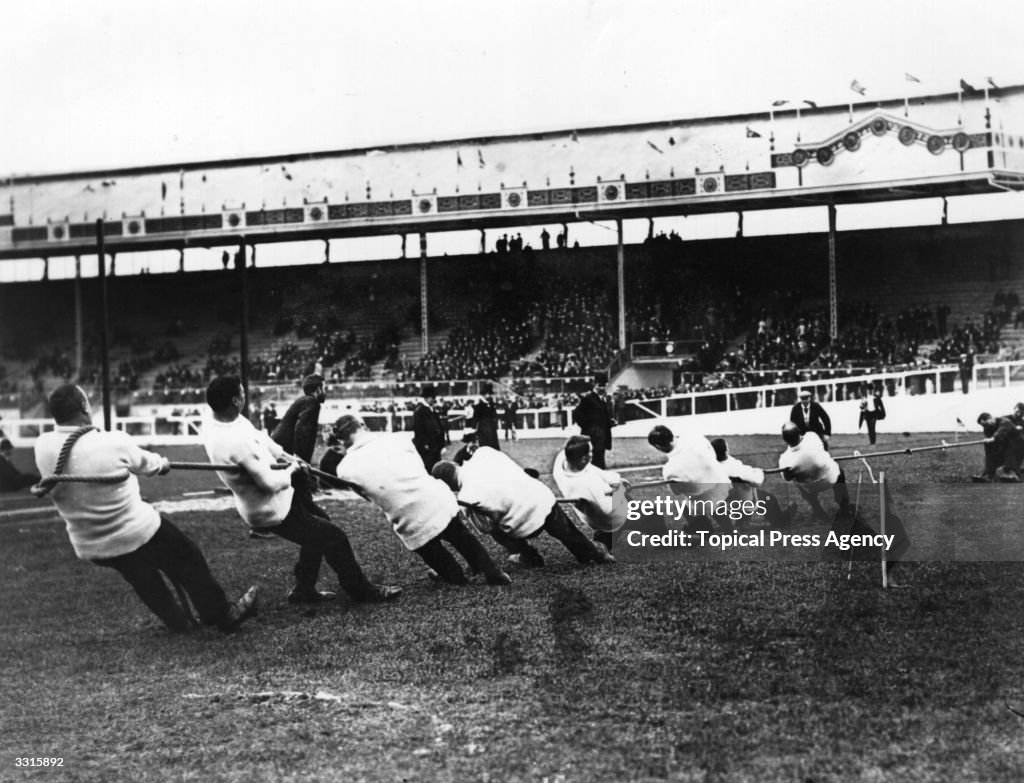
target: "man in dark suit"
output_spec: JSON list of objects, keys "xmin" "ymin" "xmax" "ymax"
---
[
  {"xmin": 974, "ymin": 412, "xmax": 1024, "ymax": 482},
  {"xmin": 858, "ymin": 389, "xmax": 886, "ymax": 446},
  {"xmin": 0, "ymin": 439, "xmax": 40, "ymax": 492},
  {"xmin": 470, "ymin": 396, "xmax": 500, "ymax": 450},
  {"xmin": 790, "ymin": 389, "xmax": 832, "ymax": 450},
  {"xmin": 412, "ymin": 385, "xmax": 446, "ymax": 472},
  {"xmin": 272, "ymin": 374, "xmax": 326, "ymax": 465},
  {"xmin": 573, "ymin": 382, "xmax": 615, "ymax": 469},
  {"xmin": 271, "ymin": 373, "xmax": 337, "ymax": 602}
]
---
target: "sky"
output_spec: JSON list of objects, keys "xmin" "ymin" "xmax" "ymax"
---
[{"xmin": 3, "ymin": 0, "xmax": 1024, "ymax": 176}]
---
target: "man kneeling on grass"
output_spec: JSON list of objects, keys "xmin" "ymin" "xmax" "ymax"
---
[
  {"xmin": 34, "ymin": 384, "xmax": 257, "ymax": 634},
  {"xmin": 203, "ymin": 377, "xmax": 401, "ymax": 605},
  {"xmin": 431, "ymin": 446, "xmax": 616, "ymax": 568},
  {"xmin": 332, "ymin": 415, "xmax": 511, "ymax": 586}
]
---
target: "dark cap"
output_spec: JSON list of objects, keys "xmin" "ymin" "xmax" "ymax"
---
[
  {"xmin": 421, "ymin": 384, "xmax": 438, "ymax": 399},
  {"xmin": 0, "ymin": 438, "xmax": 11, "ymax": 452},
  {"xmin": 302, "ymin": 374, "xmax": 325, "ymax": 394}
]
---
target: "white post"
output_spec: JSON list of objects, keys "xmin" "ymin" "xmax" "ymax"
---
[{"xmin": 879, "ymin": 470, "xmax": 888, "ymax": 590}]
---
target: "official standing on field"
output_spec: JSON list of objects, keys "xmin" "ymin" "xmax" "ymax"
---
[
  {"xmin": 412, "ymin": 385, "xmax": 447, "ymax": 473},
  {"xmin": 790, "ymin": 389, "xmax": 832, "ymax": 450},
  {"xmin": 573, "ymin": 382, "xmax": 615, "ymax": 469},
  {"xmin": 272, "ymin": 373, "xmax": 331, "ymax": 515}
]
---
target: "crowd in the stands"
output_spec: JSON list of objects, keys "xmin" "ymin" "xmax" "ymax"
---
[{"xmin": 8, "ymin": 246, "xmax": 1024, "ymax": 412}]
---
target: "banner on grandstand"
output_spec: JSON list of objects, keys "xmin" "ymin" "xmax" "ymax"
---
[
  {"xmin": 598, "ymin": 178, "xmax": 627, "ymax": 203},
  {"xmin": 695, "ymin": 172, "xmax": 726, "ymax": 196},
  {"xmin": 47, "ymin": 219, "xmax": 71, "ymax": 242},
  {"xmin": 304, "ymin": 202, "xmax": 328, "ymax": 223},
  {"xmin": 220, "ymin": 207, "xmax": 244, "ymax": 231},
  {"xmin": 413, "ymin": 192, "xmax": 438, "ymax": 216},
  {"xmin": 501, "ymin": 185, "xmax": 528, "ymax": 210}
]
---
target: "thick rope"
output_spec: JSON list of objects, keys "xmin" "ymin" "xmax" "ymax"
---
[
  {"xmin": 33, "ymin": 471, "xmax": 131, "ymax": 492},
  {"xmin": 30, "ymin": 426, "xmax": 107, "ymax": 498},
  {"xmin": 30, "ymin": 458, "xmax": 293, "ymax": 497}
]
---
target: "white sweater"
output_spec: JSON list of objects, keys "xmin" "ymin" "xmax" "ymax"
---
[
  {"xmin": 337, "ymin": 434, "xmax": 456, "ymax": 550},
  {"xmin": 551, "ymin": 453, "xmax": 624, "ymax": 532},
  {"xmin": 778, "ymin": 432, "xmax": 840, "ymax": 493},
  {"xmin": 34, "ymin": 427, "xmax": 165, "ymax": 560},
  {"xmin": 719, "ymin": 454, "xmax": 765, "ymax": 503},
  {"xmin": 661, "ymin": 434, "xmax": 732, "ymax": 503},
  {"xmin": 202, "ymin": 415, "xmax": 294, "ymax": 527},
  {"xmin": 459, "ymin": 447, "xmax": 553, "ymax": 539}
]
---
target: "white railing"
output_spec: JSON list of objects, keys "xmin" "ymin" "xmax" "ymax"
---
[
  {"xmin": 7, "ymin": 360, "xmax": 1022, "ymax": 446},
  {"xmin": 622, "ymin": 360, "xmax": 1022, "ymax": 421}
]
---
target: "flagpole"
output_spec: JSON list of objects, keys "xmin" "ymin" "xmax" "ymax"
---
[{"xmin": 880, "ymin": 471, "xmax": 888, "ymax": 590}]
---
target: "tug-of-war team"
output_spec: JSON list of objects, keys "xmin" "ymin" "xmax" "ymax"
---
[{"xmin": 24, "ymin": 373, "xmax": 1022, "ymax": 634}]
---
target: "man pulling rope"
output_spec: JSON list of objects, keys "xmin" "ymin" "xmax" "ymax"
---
[{"xmin": 33, "ymin": 384, "xmax": 258, "ymax": 635}]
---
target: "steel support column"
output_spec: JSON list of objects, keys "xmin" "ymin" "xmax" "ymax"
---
[
  {"xmin": 828, "ymin": 203, "xmax": 838, "ymax": 341},
  {"xmin": 419, "ymin": 233, "xmax": 429, "ymax": 354},
  {"xmin": 617, "ymin": 218, "xmax": 626, "ymax": 350},
  {"xmin": 237, "ymin": 239, "xmax": 251, "ymax": 413},
  {"xmin": 96, "ymin": 220, "xmax": 112, "ymax": 430},
  {"xmin": 74, "ymin": 255, "xmax": 83, "ymax": 379}
]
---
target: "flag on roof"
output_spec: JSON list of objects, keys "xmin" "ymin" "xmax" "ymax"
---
[
  {"xmin": 746, "ymin": 126, "xmax": 762, "ymax": 138},
  {"xmin": 905, "ymin": 72, "xmax": 921, "ymax": 83},
  {"xmin": 850, "ymin": 79, "xmax": 866, "ymax": 96}
]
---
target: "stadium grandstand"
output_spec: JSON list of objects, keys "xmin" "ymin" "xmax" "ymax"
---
[{"xmin": 1, "ymin": 83, "xmax": 1024, "ymax": 442}]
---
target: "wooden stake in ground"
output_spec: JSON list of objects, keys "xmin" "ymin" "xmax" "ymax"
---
[{"xmin": 880, "ymin": 470, "xmax": 888, "ymax": 590}]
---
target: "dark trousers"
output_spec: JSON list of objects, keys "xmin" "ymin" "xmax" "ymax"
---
[
  {"xmin": 93, "ymin": 516, "xmax": 230, "ymax": 632},
  {"xmin": 759, "ymin": 488, "xmax": 789, "ymax": 526},
  {"xmin": 796, "ymin": 469, "xmax": 849, "ymax": 516},
  {"xmin": 585, "ymin": 433, "xmax": 608, "ymax": 470},
  {"xmin": 863, "ymin": 413, "xmax": 878, "ymax": 445},
  {"xmin": 419, "ymin": 449, "xmax": 442, "ymax": 474},
  {"xmin": 983, "ymin": 439, "xmax": 1024, "ymax": 478},
  {"xmin": 264, "ymin": 493, "xmax": 377, "ymax": 600},
  {"xmin": 490, "ymin": 503, "xmax": 605, "ymax": 564},
  {"xmin": 289, "ymin": 471, "xmax": 332, "ymax": 583},
  {"xmin": 414, "ymin": 515, "xmax": 505, "ymax": 585}
]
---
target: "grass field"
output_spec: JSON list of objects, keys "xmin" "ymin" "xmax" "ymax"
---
[{"xmin": 3, "ymin": 432, "xmax": 1024, "ymax": 782}]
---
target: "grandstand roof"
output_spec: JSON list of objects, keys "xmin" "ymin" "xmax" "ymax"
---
[{"xmin": 2, "ymin": 85, "xmax": 1023, "ymax": 260}]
